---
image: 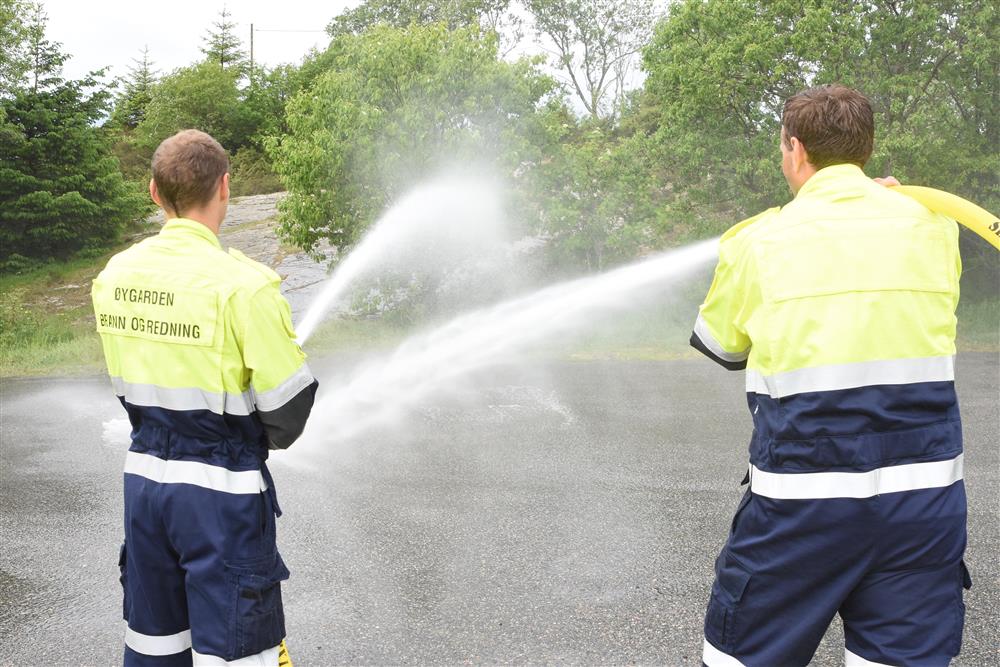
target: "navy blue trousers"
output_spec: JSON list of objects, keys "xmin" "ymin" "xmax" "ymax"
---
[
  {"xmin": 120, "ymin": 473, "xmax": 288, "ymax": 665},
  {"xmin": 703, "ymin": 483, "xmax": 970, "ymax": 666}
]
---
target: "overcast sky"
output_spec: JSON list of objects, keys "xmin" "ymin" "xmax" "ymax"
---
[{"xmin": 40, "ymin": 1, "xmax": 360, "ymax": 81}]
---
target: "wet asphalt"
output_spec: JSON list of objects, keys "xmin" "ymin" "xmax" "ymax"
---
[{"xmin": 1, "ymin": 355, "xmax": 997, "ymax": 666}]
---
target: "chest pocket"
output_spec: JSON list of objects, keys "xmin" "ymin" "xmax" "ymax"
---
[
  {"xmin": 756, "ymin": 223, "xmax": 952, "ymax": 303},
  {"xmin": 93, "ymin": 280, "xmax": 219, "ymax": 348}
]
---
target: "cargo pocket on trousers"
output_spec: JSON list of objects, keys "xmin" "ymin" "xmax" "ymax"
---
[
  {"xmin": 951, "ymin": 560, "xmax": 972, "ymax": 655},
  {"xmin": 224, "ymin": 552, "xmax": 291, "ymax": 661},
  {"xmin": 118, "ymin": 543, "xmax": 130, "ymax": 621},
  {"xmin": 704, "ymin": 549, "xmax": 752, "ymax": 652}
]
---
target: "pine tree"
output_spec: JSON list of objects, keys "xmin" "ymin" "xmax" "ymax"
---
[
  {"xmin": 0, "ymin": 0, "xmax": 33, "ymax": 99},
  {"xmin": 24, "ymin": 2, "xmax": 61, "ymax": 93},
  {"xmin": 111, "ymin": 45, "xmax": 158, "ymax": 129},
  {"xmin": 201, "ymin": 6, "xmax": 246, "ymax": 71},
  {"xmin": 0, "ymin": 6, "xmax": 145, "ymax": 271}
]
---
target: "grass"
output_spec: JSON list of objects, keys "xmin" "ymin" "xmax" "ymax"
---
[
  {"xmin": 303, "ymin": 316, "xmax": 413, "ymax": 355},
  {"xmin": 0, "ymin": 255, "xmax": 115, "ymax": 377}
]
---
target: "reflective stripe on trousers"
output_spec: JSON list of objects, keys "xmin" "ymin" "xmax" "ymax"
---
[
  {"xmin": 749, "ymin": 454, "xmax": 964, "ymax": 500},
  {"xmin": 124, "ymin": 451, "xmax": 267, "ymax": 495},
  {"xmin": 124, "ymin": 623, "xmax": 281, "ymax": 665}
]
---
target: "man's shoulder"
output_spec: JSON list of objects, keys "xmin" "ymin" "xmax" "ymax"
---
[
  {"xmin": 225, "ymin": 248, "xmax": 281, "ymax": 289},
  {"xmin": 722, "ymin": 207, "xmax": 781, "ymax": 242},
  {"xmin": 718, "ymin": 207, "xmax": 783, "ymax": 260}
]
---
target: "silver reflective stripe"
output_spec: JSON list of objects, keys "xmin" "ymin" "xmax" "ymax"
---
[
  {"xmin": 845, "ymin": 648, "xmax": 895, "ymax": 667},
  {"xmin": 751, "ymin": 455, "xmax": 963, "ymax": 500},
  {"xmin": 192, "ymin": 646, "xmax": 281, "ymax": 666},
  {"xmin": 694, "ymin": 314, "xmax": 750, "ymax": 363},
  {"xmin": 124, "ymin": 451, "xmax": 267, "ymax": 495},
  {"xmin": 745, "ymin": 355, "xmax": 954, "ymax": 398},
  {"xmin": 745, "ymin": 370, "xmax": 768, "ymax": 395},
  {"xmin": 124, "ymin": 624, "xmax": 192, "ymax": 656},
  {"xmin": 253, "ymin": 362, "xmax": 315, "ymax": 412},
  {"xmin": 111, "ymin": 377, "xmax": 254, "ymax": 416},
  {"xmin": 702, "ymin": 639, "xmax": 747, "ymax": 667}
]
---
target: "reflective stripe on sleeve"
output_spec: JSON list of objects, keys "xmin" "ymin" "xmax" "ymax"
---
[
  {"xmin": 702, "ymin": 639, "xmax": 747, "ymax": 667},
  {"xmin": 694, "ymin": 314, "xmax": 750, "ymax": 364},
  {"xmin": 192, "ymin": 645, "xmax": 281, "ymax": 666},
  {"xmin": 111, "ymin": 377, "xmax": 254, "ymax": 416},
  {"xmin": 124, "ymin": 625, "xmax": 192, "ymax": 656},
  {"xmin": 750, "ymin": 455, "xmax": 963, "ymax": 500},
  {"xmin": 845, "ymin": 648, "xmax": 895, "ymax": 667},
  {"xmin": 745, "ymin": 355, "xmax": 954, "ymax": 398},
  {"xmin": 124, "ymin": 452, "xmax": 267, "ymax": 495},
  {"xmin": 253, "ymin": 362, "xmax": 315, "ymax": 412}
]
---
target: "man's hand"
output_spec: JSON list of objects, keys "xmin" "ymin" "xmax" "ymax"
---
[{"xmin": 873, "ymin": 176, "xmax": 901, "ymax": 187}]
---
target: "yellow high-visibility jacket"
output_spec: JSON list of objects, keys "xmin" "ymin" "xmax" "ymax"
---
[
  {"xmin": 92, "ymin": 218, "xmax": 318, "ymax": 473},
  {"xmin": 691, "ymin": 164, "xmax": 963, "ymax": 500}
]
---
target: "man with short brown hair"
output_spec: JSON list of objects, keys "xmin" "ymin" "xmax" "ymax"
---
[
  {"xmin": 93, "ymin": 129, "xmax": 317, "ymax": 666},
  {"xmin": 691, "ymin": 85, "xmax": 969, "ymax": 666}
]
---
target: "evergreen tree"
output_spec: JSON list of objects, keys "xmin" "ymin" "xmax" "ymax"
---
[
  {"xmin": 0, "ymin": 0, "xmax": 33, "ymax": 99},
  {"xmin": 111, "ymin": 45, "xmax": 158, "ymax": 130},
  {"xmin": 200, "ymin": 6, "xmax": 246, "ymax": 71},
  {"xmin": 0, "ymin": 7, "xmax": 145, "ymax": 271},
  {"xmin": 24, "ymin": 2, "xmax": 61, "ymax": 94}
]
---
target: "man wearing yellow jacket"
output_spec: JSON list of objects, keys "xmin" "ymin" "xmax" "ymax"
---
[
  {"xmin": 691, "ymin": 86, "xmax": 969, "ymax": 666},
  {"xmin": 92, "ymin": 130, "xmax": 317, "ymax": 666}
]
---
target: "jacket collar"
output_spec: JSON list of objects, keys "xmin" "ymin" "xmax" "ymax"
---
[
  {"xmin": 161, "ymin": 218, "xmax": 222, "ymax": 248},
  {"xmin": 795, "ymin": 163, "xmax": 868, "ymax": 201}
]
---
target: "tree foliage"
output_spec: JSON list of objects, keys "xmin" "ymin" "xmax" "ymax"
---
[
  {"xmin": 0, "ymin": 0, "xmax": 33, "ymax": 99},
  {"xmin": 201, "ymin": 6, "xmax": 246, "ymax": 71},
  {"xmin": 133, "ymin": 61, "xmax": 255, "ymax": 152},
  {"xmin": 0, "ymin": 7, "xmax": 145, "ymax": 270},
  {"xmin": 642, "ymin": 0, "xmax": 999, "ymax": 231},
  {"xmin": 110, "ymin": 45, "xmax": 158, "ymax": 130},
  {"xmin": 526, "ymin": 0, "xmax": 657, "ymax": 121},
  {"xmin": 269, "ymin": 23, "xmax": 554, "ymax": 252},
  {"xmin": 532, "ymin": 118, "xmax": 666, "ymax": 269},
  {"xmin": 327, "ymin": 0, "xmax": 523, "ymax": 57}
]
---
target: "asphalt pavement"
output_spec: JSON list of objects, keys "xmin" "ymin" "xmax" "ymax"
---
[{"xmin": 1, "ymin": 355, "xmax": 997, "ymax": 666}]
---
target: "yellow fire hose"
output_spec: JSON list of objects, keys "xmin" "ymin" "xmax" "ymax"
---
[
  {"xmin": 891, "ymin": 185, "xmax": 1000, "ymax": 251},
  {"xmin": 278, "ymin": 640, "xmax": 293, "ymax": 667}
]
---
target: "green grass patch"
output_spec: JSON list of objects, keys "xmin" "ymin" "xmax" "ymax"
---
[
  {"xmin": 302, "ymin": 316, "xmax": 413, "ymax": 355},
  {"xmin": 0, "ymin": 257, "xmax": 111, "ymax": 377}
]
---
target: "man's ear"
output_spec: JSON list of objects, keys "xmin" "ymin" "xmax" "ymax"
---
[
  {"xmin": 149, "ymin": 178, "xmax": 161, "ymax": 206},
  {"xmin": 790, "ymin": 136, "xmax": 809, "ymax": 172},
  {"xmin": 220, "ymin": 173, "xmax": 230, "ymax": 201}
]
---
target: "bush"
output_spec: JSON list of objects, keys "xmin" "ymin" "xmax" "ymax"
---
[{"xmin": 230, "ymin": 147, "xmax": 283, "ymax": 197}]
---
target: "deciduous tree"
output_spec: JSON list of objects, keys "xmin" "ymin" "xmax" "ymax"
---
[
  {"xmin": 526, "ymin": 0, "xmax": 657, "ymax": 121},
  {"xmin": 269, "ymin": 23, "xmax": 554, "ymax": 252}
]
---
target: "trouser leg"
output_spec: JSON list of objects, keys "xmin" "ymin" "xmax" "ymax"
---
[
  {"xmin": 164, "ymin": 482, "xmax": 289, "ymax": 664},
  {"xmin": 702, "ymin": 491, "xmax": 873, "ymax": 667},
  {"xmin": 122, "ymin": 476, "xmax": 193, "ymax": 667},
  {"xmin": 840, "ymin": 484, "xmax": 969, "ymax": 666}
]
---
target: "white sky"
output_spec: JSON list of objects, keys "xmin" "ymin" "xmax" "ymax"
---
[{"xmin": 40, "ymin": 0, "xmax": 361, "ymax": 81}]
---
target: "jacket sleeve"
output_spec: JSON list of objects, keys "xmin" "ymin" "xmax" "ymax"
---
[
  {"xmin": 243, "ymin": 284, "xmax": 318, "ymax": 449},
  {"xmin": 690, "ymin": 235, "xmax": 754, "ymax": 370}
]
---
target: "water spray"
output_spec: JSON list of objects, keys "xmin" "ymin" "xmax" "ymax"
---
[
  {"xmin": 295, "ymin": 178, "xmax": 508, "ymax": 344},
  {"xmin": 287, "ymin": 238, "xmax": 719, "ymax": 454}
]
